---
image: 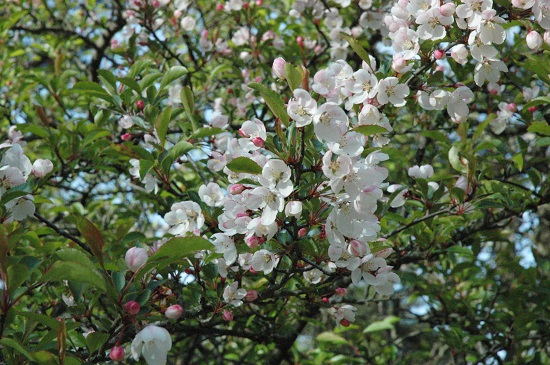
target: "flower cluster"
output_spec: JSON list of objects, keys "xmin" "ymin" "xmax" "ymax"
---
[{"xmin": 0, "ymin": 129, "xmax": 53, "ymax": 222}]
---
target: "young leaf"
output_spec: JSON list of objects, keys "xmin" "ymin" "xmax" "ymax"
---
[
  {"xmin": 160, "ymin": 65, "xmax": 188, "ymax": 91},
  {"xmin": 354, "ymin": 125, "xmax": 388, "ymax": 136},
  {"xmin": 226, "ymin": 156, "xmax": 262, "ymax": 174},
  {"xmin": 76, "ymin": 217, "xmax": 105, "ymax": 265},
  {"xmin": 248, "ymin": 82, "xmax": 290, "ymax": 126}
]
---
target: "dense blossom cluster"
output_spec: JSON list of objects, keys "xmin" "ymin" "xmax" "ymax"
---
[
  {"xmin": 111, "ymin": 0, "xmax": 550, "ymax": 363},
  {"xmin": 0, "ymin": 128, "xmax": 53, "ymax": 223}
]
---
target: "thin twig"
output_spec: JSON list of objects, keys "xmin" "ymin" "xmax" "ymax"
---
[{"xmin": 33, "ymin": 212, "xmax": 92, "ymax": 254}]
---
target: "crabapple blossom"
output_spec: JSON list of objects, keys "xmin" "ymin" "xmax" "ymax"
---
[
  {"xmin": 416, "ymin": 6, "xmax": 454, "ymax": 40},
  {"xmin": 287, "ymin": 88, "xmax": 317, "ymax": 127},
  {"xmin": 164, "ymin": 201, "xmax": 204, "ymax": 235},
  {"xmin": 377, "ymin": 77, "xmax": 409, "ymax": 107},
  {"xmin": 198, "ymin": 182, "xmax": 224, "ymax": 207},
  {"xmin": 251, "ymin": 249, "xmax": 279, "ymax": 274},
  {"xmin": 131, "ymin": 326, "xmax": 172, "ymax": 365},
  {"xmin": 387, "ymin": 184, "xmax": 407, "ymax": 208},
  {"xmin": 474, "ymin": 58, "xmax": 508, "ymax": 86},
  {"xmin": 211, "ymin": 233, "xmax": 238, "ymax": 265},
  {"xmin": 408, "ymin": 164, "xmax": 434, "ymax": 179},
  {"xmin": 331, "ymin": 304, "xmax": 357, "ymax": 326},
  {"xmin": 223, "ymin": 282, "xmax": 247, "ymax": 307},
  {"xmin": 450, "ymin": 44, "xmax": 469, "ymax": 65},
  {"xmin": 313, "ymin": 103, "xmax": 349, "ymax": 143},
  {"xmin": 285, "ymin": 200, "xmax": 302, "ymax": 219}
]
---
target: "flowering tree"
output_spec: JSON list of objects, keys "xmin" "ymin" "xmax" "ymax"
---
[{"xmin": 0, "ymin": 0, "xmax": 549, "ymax": 364}]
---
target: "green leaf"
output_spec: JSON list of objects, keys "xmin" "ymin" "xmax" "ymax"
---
[
  {"xmin": 248, "ymin": 82, "xmax": 290, "ymax": 126},
  {"xmin": 160, "ymin": 66, "xmax": 188, "ymax": 91},
  {"xmin": 363, "ymin": 316, "xmax": 400, "ymax": 333},
  {"xmin": 449, "ymin": 146, "xmax": 468, "ymax": 173},
  {"xmin": 54, "ymin": 249, "xmax": 95, "ymax": 270},
  {"xmin": 118, "ymin": 76, "xmax": 142, "ymax": 95},
  {"xmin": 226, "ymin": 157, "xmax": 262, "ymax": 174},
  {"xmin": 354, "ymin": 125, "xmax": 388, "ymax": 136},
  {"xmin": 170, "ymin": 140, "xmax": 194, "ymax": 158},
  {"xmin": 180, "ymin": 86, "xmax": 195, "ymax": 115},
  {"xmin": 149, "ymin": 236, "xmax": 214, "ymax": 268},
  {"xmin": 316, "ymin": 332, "xmax": 349, "ymax": 345},
  {"xmin": 72, "ymin": 82, "xmax": 114, "ymax": 104},
  {"xmin": 189, "ymin": 127, "xmax": 224, "ymax": 139},
  {"xmin": 341, "ymin": 32, "xmax": 371, "ymax": 64},
  {"xmin": 447, "ymin": 246, "xmax": 474, "ymax": 256},
  {"xmin": 139, "ymin": 159, "xmax": 155, "ymax": 180},
  {"xmin": 0, "ymin": 338, "xmax": 35, "ymax": 361},
  {"xmin": 86, "ymin": 332, "xmax": 109, "ymax": 354},
  {"xmin": 76, "ymin": 217, "xmax": 105, "ymax": 265},
  {"xmin": 512, "ymin": 153, "xmax": 524, "ymax": 172},
  {"xmin": 156, "ymin": 106, "xmax": 172, "ymax": 148},
  {"xmin": 523, "ymin": 96, "xmax": 550, "ymax": 109},
  {"xmin": 40, "ymin": 262, "xmax": 106, "ymax": 291},
  {"xmin": 284, "ymin": 63, "xmax": 303, "ymax": 91},
  {"xmin": 527, "ymin": 121, "xmax": 550, "ymax": 136}
]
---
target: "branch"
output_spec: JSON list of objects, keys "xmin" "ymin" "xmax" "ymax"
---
[{"xmin": 33, "ymin": 212, "xmax": 92, "ymax": 255}]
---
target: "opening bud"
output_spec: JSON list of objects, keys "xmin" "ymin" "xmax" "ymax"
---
[
  {"xmin": 109, "ymin": 346, "xmax": 125, "ymax": 362},
  {"xmin": 165, "ymin": 304, "xmax": 184, "ymax": 320}
]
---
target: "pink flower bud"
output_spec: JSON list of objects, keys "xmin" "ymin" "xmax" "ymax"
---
[
  {"xmin": 296, "ymin": 36, "xmax": 304, "ymax": 47},
  {"xmin": 435, "ymin": 65, "xmax": 445, "ymax": 72},
  {"xmin": 314, "ymin": 45, "xmax": 322, "ymax": 54},
  {"xmin": 136, "ymin": 100, "xmax": 145, "ymax": 110},
  {"xmin": 256, "ymin": 0, "xmax": 262, "ymax": 5},
  {"xmin": 297, "ymin": 228, "xmax": 307, "ymax": 238},
  {"xmin": 348, "ymin": 239, "xmax": 368, "ymax": 257},
  {"xmin": 243, "ymin": 2, "xmax": 249, "ymax": 8},
  {"xmin": 252, "ymin": 137, "xmax": 265, "ymax": 148},
  {"xmin": 109, "ymin": 346, "xmax": 125, "ymax": 362},
  {"xmin": 526, "ymin": 31, "xmax": 542, "ymax": 50},
  {"xmin": 152, "ymin": 0, "xmax": 160, "ymax": 7},
  {"xmin": 121, "ymin": 133, "xmax": 132, "ymax": 141},
  {"xmin": 174, "ymin": 10, "xmax": 182, "ymax": 18},
  {"xmin": 528, "ymin": 106, "xmax": 537, "ymax": 113},
  {"xmin": 321, "ymin": 297, "xmax": 329, "ymax": 303},
  {"xmin": 216, "ymin": 3, "xmax": 224, "ymax": 11},
  {"xmin": 246, "ymin": 290, "xmax": 258, "ymax": 301},
  {"xmin": 229, "ymin": 184, "xmax": 245, "ymax": 195},
  {"xmin": 340, "ymin": 319, "xmax": 351, "ymax": 327},
  {"xmin": 544, "ymin": 31, "xmax": 550, "ymax": 45},
  {"xmin": 32, "ymin": 159, "xmax": 54, "ymax": 177},
  {"xmin": 507, "ymin": 103, "xmax": 517, "ymax": 112},
  {"xmin": 272, "ymin": 57, "xmax": 287, "ymax": 79},
  {"xmin": 165, "ymin": 304, "xmax": 183, "ymax": 320},
  {"xmin": 238, "ymin": 128, "xmax": 249, "ymax": 138},
  {"xmin": 222, "ymin": 310, "xmax": 233, "ymax": 321},
  {"xmin": 246, "ymin": 236, "xmax": 262, "ymax": 248},
  {"xmin": 125, "ymin": 247, "xmax": 148, "ymax": 272},
  {"xmin": 434, "ymin": 50, "xmax": 446, "ymax": 60},
  {"xmin": 439, "ymin": 3, "xmax": 456, "ymax": 17},
  {"xmin": 392, "ymin": 57, "xmax": 408, "ymax": 73},
  {"xmin": 335, "ymin": 288, "xmax": 346, "ymax": 296},
  {"xmin": 124, "ymin": 301, "xmax": 140, "ymax": 315}
]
